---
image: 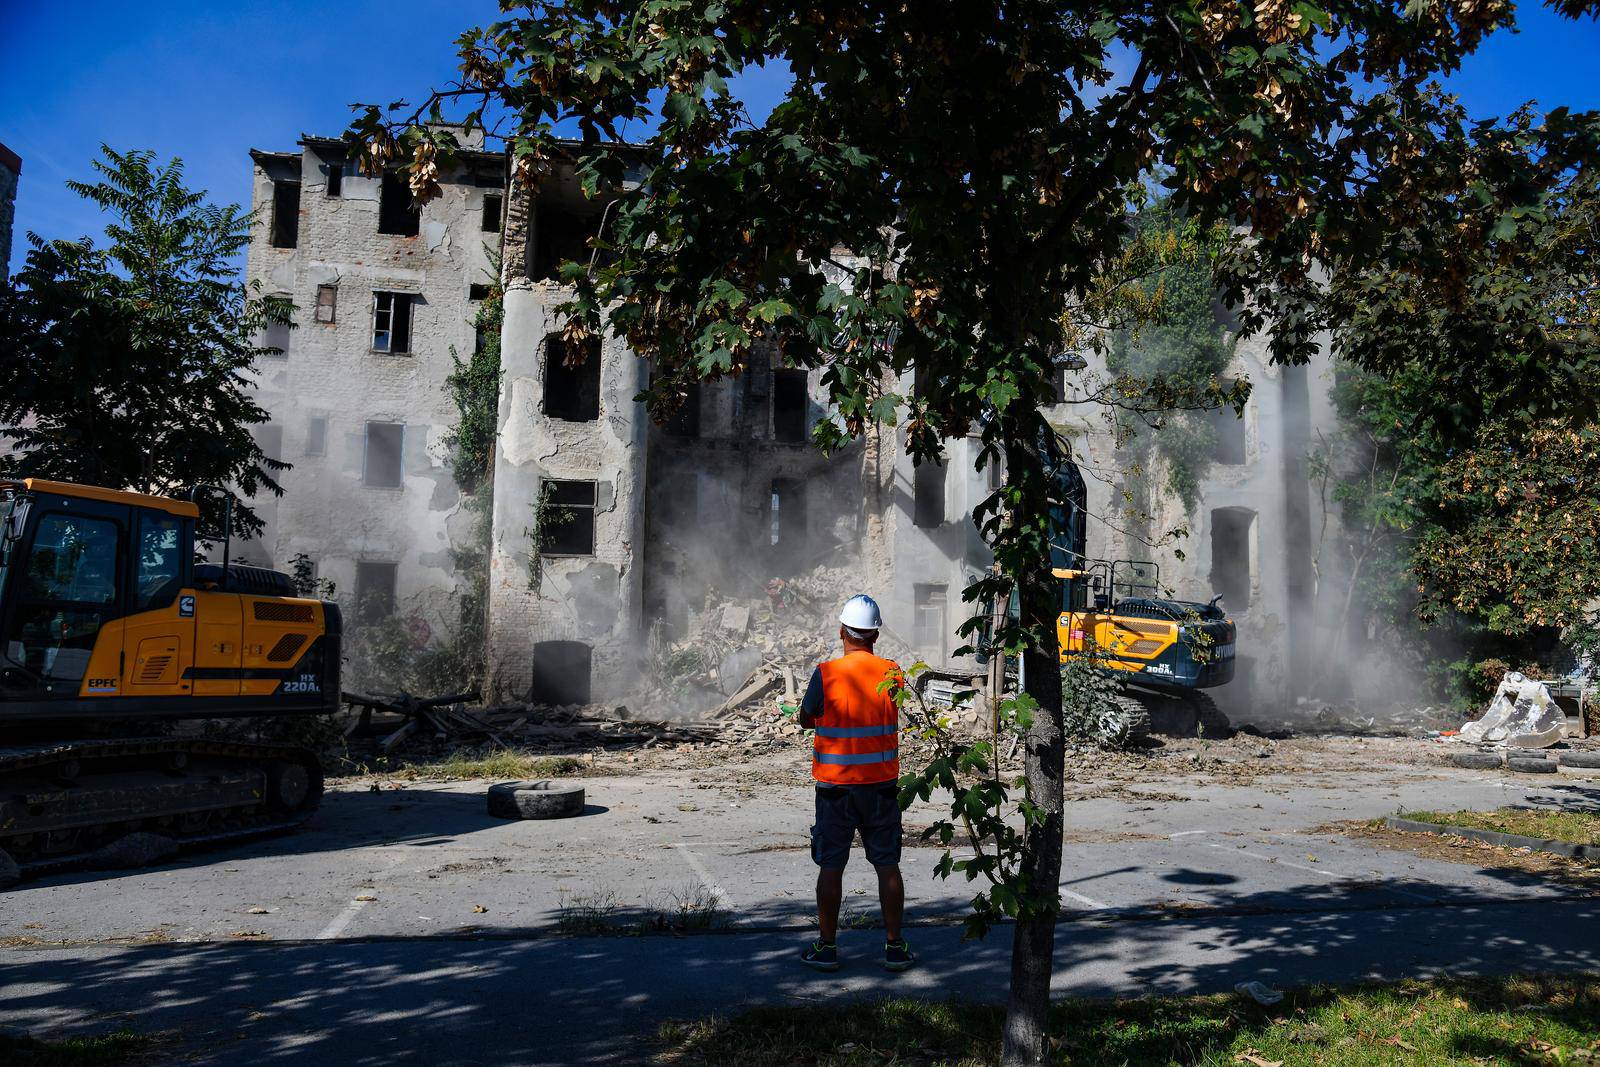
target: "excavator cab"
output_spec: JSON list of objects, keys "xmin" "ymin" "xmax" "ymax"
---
[{"xmin": 0, "ymin": 479, "xmax": 338, "ymax": 882}]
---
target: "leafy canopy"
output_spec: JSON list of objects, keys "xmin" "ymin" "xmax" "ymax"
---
[{"xmin": 0, "ymin": 146, "xmax": 288, "ymax": 536}]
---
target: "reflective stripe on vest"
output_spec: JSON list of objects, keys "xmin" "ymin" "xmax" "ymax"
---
[{"xmin": 812, "ymin": 651, "xmax": 901, "ymax": 786}]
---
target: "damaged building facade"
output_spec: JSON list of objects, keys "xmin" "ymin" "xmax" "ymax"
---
[{"xmin": 243, "ymin": 135, "xmax": 1363, "ymax": 717}]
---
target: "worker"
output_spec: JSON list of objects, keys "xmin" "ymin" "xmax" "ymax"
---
[{"xmin": 797, "ymin": 594, "xmax": 916, "ymax": 972}]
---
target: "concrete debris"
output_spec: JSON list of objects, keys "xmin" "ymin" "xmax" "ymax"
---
[{"xmin": 1459, "ymin": 672, "xmax": 1566, "ymax": 749}]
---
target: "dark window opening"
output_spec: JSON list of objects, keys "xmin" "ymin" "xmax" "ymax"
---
[
  {"xmin": 984, "ymin": 452, "xmax": 1003, "ymax": 492},
  {"xmin": 325, "ymin": 159, "xmax": 344, "ymax": 197},
  {"xmin": 469, "ymin": 283, "xmax": 491, "ymax": 302},
  {"xmin": 364, "ymin": 422, "xmax": 404, "ymax": 488},
  {"xmin": 378, "ymin": 172, "xmax": 420, "ymax": 236},
  {"xmin": 540, "ymin": 480, "xmax": 597, "ymax": 557},
  {"xmin": 256, "ymin": 424, "xmax": 283, "ymax": 466},
  {"xmin": 531, "ymin": 640, "xmax": 592, "ymax": 705},
  {"xmin": 772, "ymin": 369, "xmax": 808, "ymax": 443},
  {"xmin": 481, "ymin": 193, "xmax": 503, "ymax": 233},
  {"xmin": 1209, "ymin": 507, "xmax": 1254, "ymax": 611},
  {"xmin": 1049, "ymin": 363, "xmax": 1066, "ymax": 405},
  {"xmin": 355, "ymin": 561, "xmax": 397, "ymax": 623},
  {"xmin": 372, "ymin": 291, "xmax": 413, "ymax": 353},
  {"xmin": 533, "ymin": 207, "xmax": 599, "ymax": 281},
  {"xmin": 769, "ymin": 478, "xmax": 809, "ymax": 569},
  {"xmin": 913, "ymin": 584, "xmax": 949, "ymax": 660},
  {"xmin": 1211, "ymin": 384, "xmax": 1246, "ymax": 465},
  {"xmin": 913, "ymin": 456, "xmax": 946, "ymax": 528},
  {"xmin": 544, "ymin": 335, "xmax": 601, "ymax": 421},
  {"xmin": 663, "ymin": 381, "xmax": 700, "ymax": 439},
  {"xmin": 270, "ymin": 180, "xmax": 300, "ymax": 248},
  {"xmin": 315, "ymin": 283, "xmax": 337, "ymax": 324},
  {"xmin": 306, "ymin": 416, "xmax": 327, "ymax": 456}
]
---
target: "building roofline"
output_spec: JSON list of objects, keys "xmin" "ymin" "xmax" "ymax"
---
[
  {"xmin": 0, "ymin": 141, "xmax": 20, "ymax": 175},
  {"xmin": 248, "ymin": 149, "xmax": 300, "ymax": 166},
  {"xmin": 292, "ymin": 134, "xmax": 650, "ymax": 161}
]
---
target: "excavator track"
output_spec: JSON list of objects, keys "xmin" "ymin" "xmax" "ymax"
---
[{"xmin": 0, "ymin": 737, "xmax": 323, "ymax": 879}]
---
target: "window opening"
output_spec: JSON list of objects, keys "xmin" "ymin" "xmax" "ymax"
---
[
  {"xmin": 261, "ymin": 314, "xmax": 291, "ymax": 357},
  {"xmin": 372, "ymin": 292, "xmax": 414, "ymax": 354},
  {"xmin": 533, "ymin": 208, "xmax": 598, "ymax": 281},
  {"xmin": 306, "ymin": 416, "xmax": 327, "ymax": 456},
  {"xmin": 541, "ymin": 480, "xmax": 597, "ymax": 557},
  {"xmin": 1212, "ymin": 383, "xmax": 1246, "ymax": 465},
  {"xmin": 363, "ymin": 422, "xmax": 404, "ymax": 488},
  {"xmin": 469, "ymin": 283, "xmax": 491, "ymax": 302},
  {"xmin": 314, "ymin": 284, "xmax": 337, "ymax": 323},
  {"xmin": 378, "ymin": 172, "xmax": 420, "ymax": 236},
  {"xmin": 544, "ymin": 335, "xmax": 601, "ymax": 421},
  {"xmin": 270, "ymin": 180, "xmax": 300, "ymax": 248},
  {"xmin": 769, "ymin": 478, "xmax": 809, "ymax": 570},
  {"xmin": 355, "ymin": 561, "xmax": 397, "ymax": 622},
  {"xmin": 1209, "ymin": 507, "xmax": 1254, "ymax": 611},
  {"xmin": 913, "ymin": 584, "xmax": 949, "ymax": 660},
  {"xmin": 913, "ymin": 456, "xmax": 945, "ymax": 528},
  {"xmin": 532, "ymin": 640, "xmax": 592, "ymax": 704},
  {"xmin": 662, "ymin": 381, "xmax": 700, "ymax": 439},
  {"xmin": 325, "ymin": 159, "xmax": 344, "ymax": 197},
  {"xmin": 481, "ymin": 193, "xmax": 503, "ymax": 233},
  {"xmin": 772, "ymin": 369, "xmax": 808, "ymax": 443}
]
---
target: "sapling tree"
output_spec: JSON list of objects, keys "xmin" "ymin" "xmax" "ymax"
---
[{"xmin": 348, "ymin": 1, "xmax": 1599, "ymax": 1060}]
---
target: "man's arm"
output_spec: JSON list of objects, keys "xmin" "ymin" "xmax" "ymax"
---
[{"xmin": 797, "ymin": 667, "xmax": 824, "ymax": 728}]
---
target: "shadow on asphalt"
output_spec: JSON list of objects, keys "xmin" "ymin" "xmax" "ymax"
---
[{"xmin": 4, "ymin": 881, "xmax": 1600, "ymax": 1065}]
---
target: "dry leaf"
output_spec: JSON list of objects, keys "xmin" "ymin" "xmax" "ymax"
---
[
  {"xmin": 1233, "ymin": 1051, "xmax": 1283, "ymax": 1067},
  {"xmin": 473, "ymin": 904, "xmax": 488, "ymax": 914},
  {"xmin": 355, "ymin": 894, "xmax": 377, "ymax": 902}
]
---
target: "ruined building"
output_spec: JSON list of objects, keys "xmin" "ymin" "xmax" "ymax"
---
[{"xmin": 243, "ymin": 136, "xmax": 1364, "ymax": 717}]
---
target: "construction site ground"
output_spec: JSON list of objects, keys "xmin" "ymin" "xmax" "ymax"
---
[{"xmin": 6, "ymin": 731, "xmax": 1600, "ymax": 1064}]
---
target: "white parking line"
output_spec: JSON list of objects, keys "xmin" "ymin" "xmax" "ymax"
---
[
  {"xmin": 315, "ymin": 850, "xmax": 411, "ymax": 940},
  {"xmin": 1168, "ymin": 830, "xmax": 1209, "ymax": 838},
  {"xmin": 671, "ymin": 843, "xmax": 735, "ymax": 912},
  {"xmin": 1199, "ymin": 840, "xmax": 1343, "ymax": 879},
  {"xmin": 1060, "ymin": 888, "xmax": 1110, "ymax": 910}
]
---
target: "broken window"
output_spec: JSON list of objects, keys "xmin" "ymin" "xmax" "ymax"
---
[
  {"xmin": 531, "ymin": 640, "xmax": 592, "ymax": 704},
  {"xmin": 260, "ymin": 313, "xmax": 291, "ymax": 357},
  {"xmin": 482, "ymin": 193, "xmax": 503, "ymax": 233},
  {"xmin": 663, "ymin": 382, "xmax": 700, "ymax": 439},
  {"xmin": 533, "ymin": 207, "xmax": 598, "ymax": 281},
  {"xmin": 355, "ymin": 561, "xmax": 397, "ymax": 623},
  {"xmin": 772, "ymin": 369, "xmax": 808, "ymax": 443},
  {"xmin": 769, "ymin": 479, "xmax": 809, "ymax": 567},
  {"xmin": 363, "ymin": 422, "xmax": 404, "ymax": 488},
  {"xmin": 270, "ymin": 180, "xmax": 300, "ymax": 248},
  {"xmin": 1209, "ymin": 506, "xmax": 1254, "ymax": 611},
  {"xmin": 544, "ymin": 335, "xmax": 601, "ymax": 422},
  {"xmin": 913, "ymin": 455, "xmax": 946, "ymax": 528},
  {"xmin": 314, "ymin": 283, "xmax": 337, "ymax": 324},
  {"xmin": 306, "ymin": 415, "xmax": 327, "ymax": 457},
  {"xmin": 913, "ymin": 584, "xmax": 949, "ymax": 659},
  {"xmin": 372, "ymin": 292, "xmax": 414, "ymax": 354},
  {"xmin": 540, "ymin": 480, "xmax": 597, "ymax": 557},
  {"xmin": 325, "ymin": 158, "xmax": 344, "ymax": 197},
  {"xmin": 1211, "ymin": 383, "xmax": 1246, "ymax": 465},
  {"xmin": 378, "ymin": 172, "xmax": 420, "ymax": 236}
]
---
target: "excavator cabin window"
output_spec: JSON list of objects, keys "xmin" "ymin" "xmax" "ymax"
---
[{"xmin": 4, "ymin": 511, "xmax": 122, "ymax": 696}]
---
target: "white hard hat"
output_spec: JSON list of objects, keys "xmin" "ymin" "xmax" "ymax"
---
[{"xmin": 839, "ymin": 594, "xmax": 884, "ymax": 631}]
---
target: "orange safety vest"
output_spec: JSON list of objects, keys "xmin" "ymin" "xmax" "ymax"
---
[{"xmin": 812, "ymin": 650, "xmax": 902, "ymax": 786}]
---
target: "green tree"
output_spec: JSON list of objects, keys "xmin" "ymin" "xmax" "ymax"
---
[
  {"xmin": 0, "ymin": 146, "xmax": 289, "ymax": 536},
  {"xmin": 349, "ymin": 3, "xmax": 1598, "ymax": 1060}
]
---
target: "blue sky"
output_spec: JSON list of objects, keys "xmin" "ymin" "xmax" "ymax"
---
[{"xmin": 3, "ymin": 1, "xmax": 1597, "ymax": 256}]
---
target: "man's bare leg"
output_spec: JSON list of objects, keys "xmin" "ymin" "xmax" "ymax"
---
[
  {"xmin": 816, "ymin": 867, "xmax": 844, "ymax": 942},
  {"xmin": 875, "ymin": 864, "xmax": 904, "ymax": 941}
]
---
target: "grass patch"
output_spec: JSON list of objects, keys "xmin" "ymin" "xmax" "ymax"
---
[
  {"xmin": 557, "ymin": 884, "xmax": 729, "ymax": 936},
  {"xmin": 0, "ymin": 1029, "xmax": 154, "ymax": 1066},
  {"xmin": 1402, "ymin": 807, "xmax": 1600, "ymax": 846},
  {"xmin": 657, "ymin": 974, "xmax": 1600, "ymax": 1065},
  {"xmin": 357, "ymin": 748, "xmax": 587, "ymax": 782}
]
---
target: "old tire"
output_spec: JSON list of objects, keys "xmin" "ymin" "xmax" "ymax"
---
[
  {"xmin": 1560, "ymin": 751, "xmax": 1600, "ymax": 769},
  {"xmin": 0, "ymin": 847, "xmax": 19, "ymax": 890},
  {"xmin": 1507, "ymin": 756, "xmax": 1558, "ymax": 774},
  {"xmin": 1450, "ymin": 751, "xmax": 1503, "ymax": 770},
  {"xmin": 487, "ymin": 780, "xmax": 586, "ymax": 820}
]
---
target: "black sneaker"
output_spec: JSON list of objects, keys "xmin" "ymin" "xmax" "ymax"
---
[
  {"xmin": 802, "ymin": 939, "xmax": 840, "ymax": 972},
  {"xmin": 884, "ymin": 938, "xmax": 916, "ymax": 972}
]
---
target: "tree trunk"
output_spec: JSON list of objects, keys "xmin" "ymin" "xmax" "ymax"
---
[{"xmin": 999, "ymin": 422, "xmax": 1067, "ymax": 1066}]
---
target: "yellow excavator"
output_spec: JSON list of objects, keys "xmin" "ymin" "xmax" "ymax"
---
[{"xmin": 0, "ymin": 478, "xmax": 339, "ymax": 883}]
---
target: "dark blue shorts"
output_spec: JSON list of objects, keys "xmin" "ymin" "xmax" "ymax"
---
[{"xmin": 811, "ymin": 782, "xmax": 902, "ymax": 869}]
